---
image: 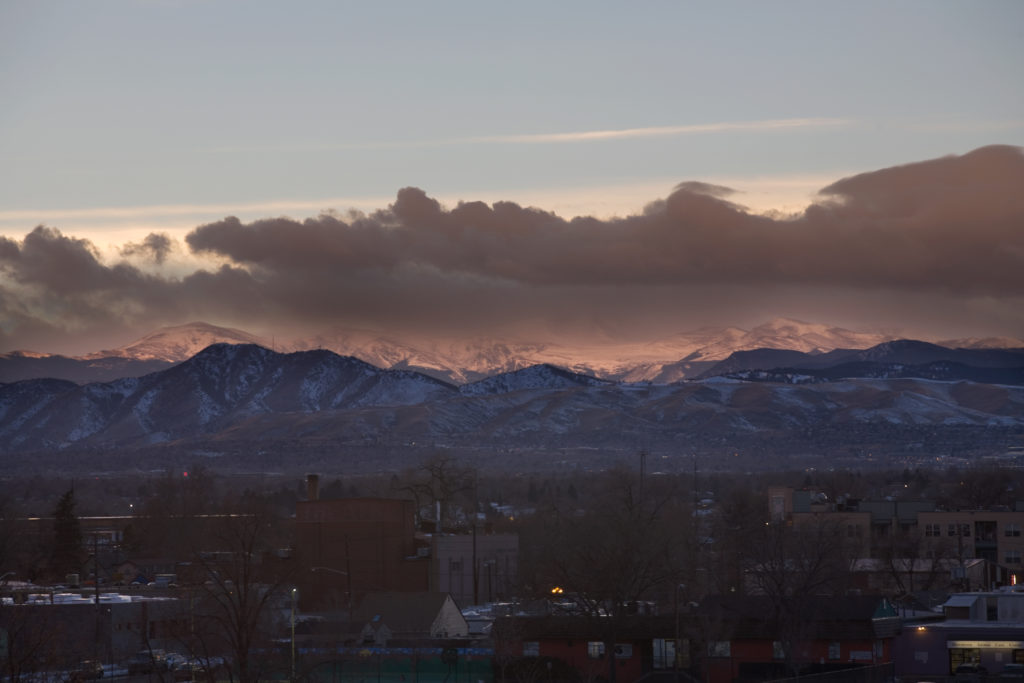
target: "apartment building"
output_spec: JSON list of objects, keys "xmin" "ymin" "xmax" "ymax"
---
[{"xmin": 767, "ymin": 487, "xmax": 1024, "ymax": 587}]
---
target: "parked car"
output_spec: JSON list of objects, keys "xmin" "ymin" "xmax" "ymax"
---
[
  {"xmin": 171, "ymin": 657, "xmax": 225, "ymax": 682},
  {"xmin": 172, "ymin": 661, "xmax": 205, "ymax": 682},
  {"xmin": 66, "ymin": 660, "xmax": 103, "ymax": 682},
  {"xmin": 164, "ymin": 652, "xmax": 189, "ymax": 672},
  {"xmin": 125, "ymin": 650, "xmax": 168, "ymax": 675}
]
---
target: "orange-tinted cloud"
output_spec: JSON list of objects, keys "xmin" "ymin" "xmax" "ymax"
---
[{"xmin": 2, "ymin": 146, "xmax": 1022, "ymax": 353}]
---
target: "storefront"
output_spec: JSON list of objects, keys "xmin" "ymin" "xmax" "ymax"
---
[{"xmin": 947, "ymin": 640, "xmax": 1024, "ymax": 673}]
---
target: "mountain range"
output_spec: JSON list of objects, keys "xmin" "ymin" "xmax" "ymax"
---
[
  {"xmin": 4, "ymin": 318, "xmax": 1022, "ymax": 386},
  {"xmin": 1, "ymin": 323, "xmax": 1022, "ymax": 474}
]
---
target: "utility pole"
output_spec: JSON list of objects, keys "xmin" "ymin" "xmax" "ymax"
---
[
  {"xmin": 472, "ymin": 523, "xmax": 478, "ymax": 606},
  {"xmin": 639, "ymin": 449, "xmax": 647, "ymax": 502},
  {"xmin": 93, "ymin": 532, "xmax": 101, "ymax": 666},
  {"xmin": 290, "ymin": 587, "xmax": 297, "ymax": 682}
]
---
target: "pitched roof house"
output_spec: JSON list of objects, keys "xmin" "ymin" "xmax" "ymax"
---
[{"xmin": 353, "ymin": 592, "xmax": 468, "ymax": 643}]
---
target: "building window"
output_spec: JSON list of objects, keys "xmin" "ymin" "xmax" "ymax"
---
[
  {"xmin": 1006, "ymin": 550, "xmax": 1022, "ymax": 564},
  {"xmin": 772, "ymin": 641, "xmax": 786, "ymax": 659},
  {"xmin": 961, "ymin": 523, "xmax": 971, "ymax": 537},
  {"xmin": 707, "ymin": 641, "xmax": 731, "ymax": 658},
  {"xmin": 828, "ymin": 642, "xmax": 841, "ymax": 660},
  {"xmin": 613, "ymin": 644, "xmax": 633, "ymax": 659},
  {"xmin": 652, "ymin": 639, "xmax": 676, "ymax": 669},
  {"xmin": 522, "ymin": 642, "xmax": 539, "ymax": 657},
  {"xmin": 770, "ymin": 495, "xmax": 786, "ymax": 522},
  {"xmin": 874, "ymin": 640, "xmax": 885, "ymax": 658},
  {"xmin": 587, "ymin": 642, "xmax": 605, "ymax": 658},
  {"xmin": 1006, "ymin": 523, "xmax": 1022, "ymax": 537},
  {"xmin": 925, "ymin": 524, "xmax": 941, "ymax": 537}
]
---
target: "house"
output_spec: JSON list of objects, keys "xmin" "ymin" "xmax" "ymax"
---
[
  {"xmin": 352, "ymin": 592, "xmax": 468, "ymax": 644},
  {"xmin": 695, "ymin": 593, "xmax": 900, "ymax": 683}
]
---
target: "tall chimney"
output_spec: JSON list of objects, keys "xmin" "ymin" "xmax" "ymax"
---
[{"xmin": 306, "ymin": 474, "xmax": 320, "ymax": 501}]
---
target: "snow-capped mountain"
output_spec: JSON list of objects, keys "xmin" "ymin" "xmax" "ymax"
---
[
  {"xmin": 1, "ymin": 343, "xmax": 1022, "ymax": 472},
  {"xmin": 0, "ymin": 344, "xmax": 455, "ymax": 451},
  {"xmin": 240, "ymin": 317, "xmax": 898, "ymax": 383},
  {"xmin": 291, "ymin": 329, "xmax": 549, "ymax": 384},
  {"xmin": 84, "ymin": 321, "xmax": 269, "ymax": 362},
  {"xmin": 938, "ymin": 336, "xmax": 1024, "ymax": 350},
  {"xmin": 459, "ymin": 363, "xmax": 614, "ymax": 396},
  {"xmin": 3, "ymin": 318, "xmax": 1020, "ymax": 386}
]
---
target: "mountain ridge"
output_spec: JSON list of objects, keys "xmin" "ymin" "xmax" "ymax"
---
[
  {"xmin": 1, "ymin": 341, "xmax": 1023, "ymax": 473},
  {"xmin": 10, "ymin": 318, "xmax": 1020, "ymax": 386}
]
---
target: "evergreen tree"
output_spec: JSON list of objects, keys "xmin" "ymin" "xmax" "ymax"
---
[{"xmin": 50, "ymin": 488, "xmax": 83, "ymax": 578}]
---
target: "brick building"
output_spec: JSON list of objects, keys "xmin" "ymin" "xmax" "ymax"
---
[{"xmin": 293, "ymin": 496, "xmax": 430, "ymax": 610}]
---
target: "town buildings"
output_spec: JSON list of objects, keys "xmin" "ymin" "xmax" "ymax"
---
[
  {"xmin": 768, "ymin": 486, "xmax": 1024, "ymax": 589},
  {"xmin": 894, "ymin": 587, "xmax": 1024, "ymax": 679},
  {"xmin": 292, "ymin": 479, "xmax": 519, "ymax": 612}
]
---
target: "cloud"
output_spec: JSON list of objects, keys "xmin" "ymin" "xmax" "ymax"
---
[
  {"xmin": 185, "ymin": 145, "xmax": 1024, "ymax": 292},
  {"xmin": 121, "ymin": 233, "xmax": 175, "ymax": 264},
  {"xmin": 1, "ymin": 145, "xmax": 1022, "ymax": 352},
  {"xmin": 459, "ymin": 117, "xmax": 852, "ymax": 145},
  {"xmin": 202, "ymin": 117, "xmax": 853, "ymax": 153}
]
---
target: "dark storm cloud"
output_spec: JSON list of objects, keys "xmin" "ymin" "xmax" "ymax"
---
[
  {"xmin": 1, "ymin": 145, "xmax": 1022, "ymax": 351},
  {"xmin": 121, "ymin": 232, "xmax": 174, "ymax": 264},
  {"xmin": 185, "ymin": 145, "xmax": 1024, "ymax": 293},
  {"xmin": 0, "ymin": 226, "xmax": 187, "ymax": 340}
]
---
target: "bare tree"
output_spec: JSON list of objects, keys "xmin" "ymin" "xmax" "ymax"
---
[
  {"xmin": 0, "ymin": 599, "xmax": 67, "ymax": 683},
  {"xmin": 946, "ymin": 466, "xmax": 1018, "ymax": 510},
  {"xmin": 186, "ymin": 498, "xmax": 295, "ymax": 683},
  {"xmin": 744, "ymin": 516, "xmax": 856, "ymax": 677},
  {"xmin": 397, "ymin": 453, "xmax": 478, "ymax": 530},
  {"xmin": 130, "ymin": 467, "xmax": 219, "ymax": 559},
  {"xmin": 876, "ymin": 527, "xmax": 949, "ymax": 596},
  {"xmin": 530, "ymin": 467, "xmax": 692, "ymax": 683}
]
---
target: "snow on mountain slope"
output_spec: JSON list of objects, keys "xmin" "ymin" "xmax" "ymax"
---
[
  {"xmin": 460, "ymin": 363, "xmax": 614, "ymax": 396},
  {"xmin": 0, "ymin": 344, "xmax": 458, "ymax": 450},
  {"xmin": 285, "ymin": 318, "xmax": 891, "ymax": 383},
  {"xmin": 939, "ymin": 336, "xmax": 1024, "ymax": 350},
  {"xmin": 2, "ymin": 350, "xmax": 1023, "ymax": 460},
  {"xmin": 6, "ymin": 318, "xmax": 1017, "ymax": 387},
  {"xmin": 84, "ymin": 322, "xmax": 269, "ymax": 362}
]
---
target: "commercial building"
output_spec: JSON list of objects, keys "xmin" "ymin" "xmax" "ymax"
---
[{"xmin": 894, "ymin": 587, "xmax": 1024, "ymax": 679}]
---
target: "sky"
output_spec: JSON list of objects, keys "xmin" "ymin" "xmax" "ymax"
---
[{"xmin": 1, "ymin": 1, "xmax": 1023, "ymax": 355}]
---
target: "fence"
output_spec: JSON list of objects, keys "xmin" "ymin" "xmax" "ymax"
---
[{"xmin": 765, "ymin": 662, "xmax": 895, "ymax": 683}]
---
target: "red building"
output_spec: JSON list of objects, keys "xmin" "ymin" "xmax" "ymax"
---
[
  {"xmin": 696, "ymin": 594, "xmax": 901, "ymax": 683},
  {"xmin": 293, "ymin": 495, "xmax": 430, "ymax": 610},
  {"xmin": 492, "ymin": 614, "xmax": 687, "ymax": 682}
]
